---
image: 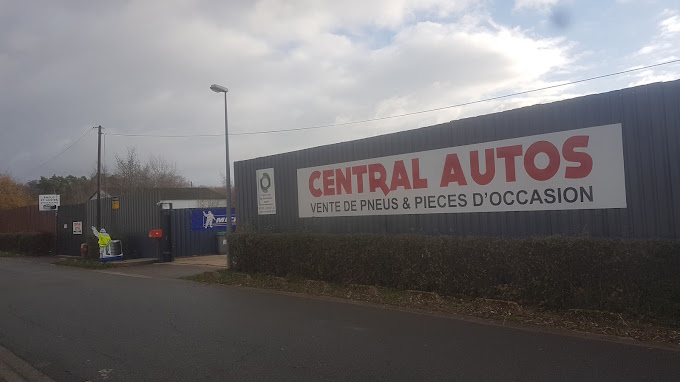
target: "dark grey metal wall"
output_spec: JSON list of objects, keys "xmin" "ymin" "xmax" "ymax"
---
[
  {"xmin": 84, "ymin": 191, "xmax": 223, "ymax": 258},
  {"xmin": 56, "ymin": 204, "xmax": 87, "ymax": 256},
  {"xmin": 170, "ymin": 209, "xmax": 218, "ymax": 257},
  {"xmin": 87, "ymin": 191, "xmax": 160, "ymax": 258},
  {"xmin": 235, "ymin": 80, "xmax": 680, "ymax": 239}
]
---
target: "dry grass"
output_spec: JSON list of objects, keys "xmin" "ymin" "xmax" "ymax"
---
[
  {"xmin": 54, "ymin": 258, "xmax": 113, "ymax": 269},
  {"xmin": 187, "ymin": 269, "xmax": 680, "ymax": 346}
]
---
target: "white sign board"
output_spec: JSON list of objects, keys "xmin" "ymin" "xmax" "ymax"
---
[
  {"xmin": 38, "ymin": 194, "xmax": 60, "ymax": 211},
  {"xmin": 257, "ymin": 168, "xmax": 277, "ymax": 215},
  {"xmin": 297, "ymin": 124, "xmax": 627, "ymax": 218},
  {"xmin": 73, "ymin": 221, "xmax": 83, "ymax": 235}
]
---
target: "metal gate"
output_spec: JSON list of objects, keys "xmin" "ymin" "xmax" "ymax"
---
[
  {"xmin": 56, "ymin": 203, "xmax": 87, "ymax": 256},
  {"xmin": 169, "ymin": 208, "xmax": 236, "ymax": 257}
]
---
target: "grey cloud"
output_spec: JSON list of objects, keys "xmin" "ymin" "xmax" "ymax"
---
[{"xmin": 1, "ymin": 0, "xmax": 577, "ymax": 186}]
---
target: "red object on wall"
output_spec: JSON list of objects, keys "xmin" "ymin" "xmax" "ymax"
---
[{"xmin": 149, "ymin": 229, "xmax": 163, "ymax": 238}]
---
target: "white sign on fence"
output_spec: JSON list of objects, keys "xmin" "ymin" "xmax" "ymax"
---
[
  {"xmin": 38, "ymin": 194, "xmax": 60, "ymax": 211},
  {"xmin": 257, "ymin": 168, "xmax": 277, "ymax": 215},
  {"xmin": 73, "ymin": 221, "xmax": 83, "ymax": 235},
  {"xmin": 297, "ymin": 124, "xmax": 627, "ymax": 218}
]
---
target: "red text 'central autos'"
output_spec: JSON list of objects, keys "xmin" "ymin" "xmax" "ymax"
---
[{"xmin": 308, "ymin": 136, "xmax": 592, "ymax": 197}]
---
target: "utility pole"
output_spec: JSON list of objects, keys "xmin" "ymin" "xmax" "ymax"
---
[{"xmin": 96, "ymin": 125, "xmax": 102, "ymax": 230}]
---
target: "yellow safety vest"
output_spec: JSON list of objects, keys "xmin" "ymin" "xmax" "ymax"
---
[{"xmin": 98, "ymin": 233, "xmax": 112, "ymax": 248}]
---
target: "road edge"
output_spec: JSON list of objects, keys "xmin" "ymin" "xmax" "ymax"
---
[
  {"xmin": 0, "ymin": 344, "xmax": 54, "ymax": 382},
  {"xmin": 185, "ymin": 276, "xmax": 680, "ymax": 352},
  {"xmin": 82, "ymin": 261, "xmax": 680, "ymax": 352}
]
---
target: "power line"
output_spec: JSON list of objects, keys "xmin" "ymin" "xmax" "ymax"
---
[
  {"xmin": 106, "ymin": 132, "xmax": 223, "ymax": 138},
  {"xmin": 21, "ymin": 127, "xmax": 94, "ymax": 178},
  {"xmin": 106, "ymin": 58, "xmax": 680, "ymax": 139}
]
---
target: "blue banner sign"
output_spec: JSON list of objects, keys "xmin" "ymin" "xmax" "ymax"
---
[{"xmin": 191, "ymin": 208, "xmax": 236, "ymax": 232}]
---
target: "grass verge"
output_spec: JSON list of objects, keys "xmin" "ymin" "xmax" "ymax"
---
[
  {"xmin": 0, "ymin": 251, "xmax": 23, "ymax": 257},
  {"xmin": 54, "ymin": 258, "xmax": 113, "ymax": 269},
  {"xmin": 186, "ymin": 269, "xmax": 680, "ymax": 346}
]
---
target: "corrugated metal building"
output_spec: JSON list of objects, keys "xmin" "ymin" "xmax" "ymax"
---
[
  {"xmin": 234, "ymin": 80, "xmax": 680, "ymax": 239},
  {"xmin": 57, "ymin": 188, "xmax": 226, "ymax": 258}
]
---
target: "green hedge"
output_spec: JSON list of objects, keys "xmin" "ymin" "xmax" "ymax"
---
[
  {"xmin": 0, "ymin": 232, "xmax": 54, "ymax": 254},
  {"xmin": 229, "ymin": 233, "xmax": 680, "ymax": 320}
]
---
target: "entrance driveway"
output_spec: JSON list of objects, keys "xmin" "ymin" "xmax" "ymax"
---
[{"xmin": 172, "ymin": 254, "xmax": 226, "ymax": 267}]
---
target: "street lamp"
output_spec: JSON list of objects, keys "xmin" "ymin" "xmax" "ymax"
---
[{"xmin": 211, "ymin": 84, "xmax": 232, "ymax": 268}]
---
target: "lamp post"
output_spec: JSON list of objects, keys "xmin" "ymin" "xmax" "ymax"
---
[{"xmin": 210, "ymin": 84, "xmax": 232, "ymax": 268}]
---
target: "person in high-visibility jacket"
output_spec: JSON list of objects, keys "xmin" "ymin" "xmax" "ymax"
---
[{"xmin": 91, "ymin": 226, "xmax": 112, "ymax": 259}]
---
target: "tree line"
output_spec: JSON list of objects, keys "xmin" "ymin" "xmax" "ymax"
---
[{"xmin": 1, "ymin": 147, "xmax": 209, "ymax": 209}]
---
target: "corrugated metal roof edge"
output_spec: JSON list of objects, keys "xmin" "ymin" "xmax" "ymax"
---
[
  {"xmin": 235, "ymin": 79, "xmax": 680, "ymax": 165},
  {"xmin": 88, "ymin": 188, "xmax": 224, "ymax": 201}
]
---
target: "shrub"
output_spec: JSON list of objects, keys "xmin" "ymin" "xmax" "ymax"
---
[
  {"xmin": 228, "ymin": 233, "xmax": 680, "ymax": 321},
  {"xmin": 0, "ymin": 232, "xmax": 54, "ymax": 254}
]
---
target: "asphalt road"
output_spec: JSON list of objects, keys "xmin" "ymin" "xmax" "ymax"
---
[{"xmin": 1, "ymin": 257, "xmax": 679, "ymax": 382}]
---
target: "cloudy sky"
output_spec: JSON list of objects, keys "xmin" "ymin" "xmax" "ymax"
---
[{"xmin": 1, "ymin": 0, "xmax": 679, "ymax": 186}]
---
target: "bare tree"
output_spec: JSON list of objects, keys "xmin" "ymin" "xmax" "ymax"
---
[
  {"xmin": 219, "ymin": 170, "xmax": 236, "ymax": 208},
  {"xmin": 108, "ymin": 147, "xmax": 189, "ymax": 195},
  {"xmin": 110, "ymin": 147, "xmax": 146, "ymax": 194},
  {"xmin": 147, "ymin": 154, "xmax": 189, "ymax": 188}
]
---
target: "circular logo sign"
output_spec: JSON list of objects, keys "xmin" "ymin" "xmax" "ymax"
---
[{"xmin": 259, "ymin": 172, "xmax": 271, "ymax": 193}]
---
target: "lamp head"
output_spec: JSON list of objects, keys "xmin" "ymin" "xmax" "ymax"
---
[{"xmin": 210, "ymin": 84, "xmax": 228, "ymax": 93}]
